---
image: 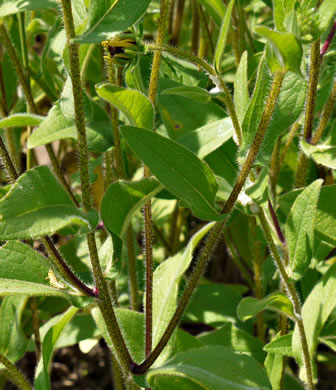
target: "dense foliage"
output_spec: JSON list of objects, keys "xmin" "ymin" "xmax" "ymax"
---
[{"xmin": 0, "ymin": 0, "xmax": 336, "ymax": 389}]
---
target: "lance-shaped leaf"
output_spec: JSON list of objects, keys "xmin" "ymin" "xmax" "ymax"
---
[
  {"xmin": 96, "ymin": 83, "xmax": 154, "ymax": 130},
  {"xmin": 0, "ymin": 0, "xmax": 56, "ymax": 17},
  {"xmin": 35, "ymin": 307, "xmax": 78, "ymax": 390},
  {"xmin": 0, "ymin": 113, "xmax": 44, "ymax": 128},
  {"xmin": 0, "ymin": 166, "xmax": 97, "ymax": 240},
  {"xmin": 76, "ymin": 0, "xmax": 151, "ymax": 43},
  {"xmin": 120, "ymin": 126, "xmax": 225, "ymax": 221},
  {"xmin": 237, "ymin": 292, "xmax": 295, "ymax": 321},
  {"xmin": 255, "ymin": 27, "xmax": 302, "ymax": 74},
  {"xmin": 234, "ymin": 51, "xmax": 249, "ymax": 125},
  {"xmin": 146, "ymin": 346, "xmax": 271, "ymax": 390},
  {"xmin": 301, "ymin": 140, "xmax": 336, "ymax": 169},
  {"xmin": 214, "ymin": 0, "xmax": 235, "ymax": 72},
  {"xmin": 285, "ymin": 179, "xmax": 322, "ymax": 280},
  {"xmin": 274, "ymin": 0, "xmax": 296, "ymax": 32},
  {"xmin": 264, "ymin": 333, "xmax": 294, "ymax": 357},
  {"xmin": 151, "ymin": 223, "xmax": 215, "ymax": 365}
]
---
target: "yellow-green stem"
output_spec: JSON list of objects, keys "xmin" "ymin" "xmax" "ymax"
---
[
  {"xmin": 295, "ymin": 40, "xmax": 321, "ymax": 188},
  {"xmin": 258, "ymin": 208, "xmax": 314, "ymax": 390},
  {"xmin": 0, "ymin": 354, "xmax": 32, "ymax": 390},
  {"xmin": 60, "ymin": 2, "xmax": 136, "ymax": 385}
]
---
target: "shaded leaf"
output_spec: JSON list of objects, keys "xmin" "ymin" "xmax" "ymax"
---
[
  {"xmin": 161, "ymin": 85, "xmax": 211, "ymax": 104},
  {"xmin": 301, "ymin": 140, "xmax": 336, "ymax": 169}
]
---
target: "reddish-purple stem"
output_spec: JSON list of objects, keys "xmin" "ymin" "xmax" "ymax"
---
[
  {"xmin": 320, "ymin": 19, "xmax": 336, "ymax": 58},
  {"xmin": 268, "ymin": 200, "xmax": 286, "ymax": 245}
]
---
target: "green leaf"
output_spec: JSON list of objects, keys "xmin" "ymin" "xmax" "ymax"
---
[
  {"xmin": 279, "ymin": 185, "xmax": 336, "ymax": 246},
  {"xmin": 234, "ymin": 51, "xmax": 249, "ymax": 125},
  {"xmin": 146, "ymin": 346, "xmax": 271, "ymax": 390},
  {"xmin": 0, "ymin": 113, "xmax": 44, "ymax": 128},
  {"xmin": 101, "ymin": 177, "xmax": 163, "ymax": 238},
  {"xmin": 177, "ymin": 118, "xmax": 233, "ymax": 159},
  {"xmin": 0, "ymin": 296, "xmax": 27, "ymax": 363},
  {"xmin": 239, "ymin": 54, "xmax": 271, "ymax": 163},
  {"xmin": 161, "ymin": 86, "xmax": 211, "ymax": 104},
  {"xmin": 151, "ymin": 223, "xmax": 215, "ymax": 365},
  {"xmin": 256, "ymin": 71, "xmax": 306, "ymax": 164},
  {"xmin": 35, "ymin": 306, "xmax": 78, "ymax": 390},
  {"xmin": 264, "ymin": 333, "xmax": 294, "ymax": 357},
  {"xmin": 285, "ymin": 179, "xmax": 322, "ymax": 280},
  {"xmin": 301, "ymin": 140, "xmax": 336, "ymax": 169},
  {"xmin": 255, "ymin": 27, "xmax": 303, "ymax": 74},
  {"xmin": 76, "ymin": 0, "xmax": 151, "ymax": 43},
  {"xmin": 183, "ymin": 283, "xmax": 244, "ymax": 328},
  {"xmin": 214, "ymin": 0, "xmax": 235, "ymax": 73},
  {"xmin": 92, "ymin": 307, "xmax": 145, "ymax": 363},
  {"xmin": 264, "ymin": 351, "xmax": 284, "ymax": 390},
  {"xmin": 0, "ymin": 0, "xmax": 57, "ymax": 17},
  {"xmin": 120, "ymin": 126, "xmax": 225, "ymax": 221},
  {"xmin": 237, "ymin": 292, "xmax": 295, "ymax": 321},
  {"xmin": 292, "ymin": 263, "xmax": 336, "ymax": 382},
  {"xmin": 0, "ymin": 166, "xmax": 97, "ymax": 240},
  {"xmin": 0, "ymin": 241, "xmax": 50, "ymax": 284},
  {"xmin": 96, "ymin": 83, "xmax": 154, "ymax": 130},
  {"xmin": 274, "ymin": 0, "xmax": 296, "ymax": 32},
  {"xmin": 318, "ymin": 0, "xmax": 336, "ymax": 33},
  {"xmin": 199, "ymin": 322, "xmax": 266, "ymax": 363},
  {"xmin": 28, "ymin": 101, "xmax": 113, "ymax": 152}
]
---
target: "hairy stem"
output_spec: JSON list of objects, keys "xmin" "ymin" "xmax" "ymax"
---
[
  {"xmin": 60, "ymin": 2, "xmax": 136, "ymax": 385},
  {"xmin": 132, "ymin": 70, "xmax": 285, "ymax": 375},
  {"xmin": 295, "ymin": 40, "xmax": 320, "ymax": 188},
  {"xmin": 0, "ymin": 354, "xmax": 32, "ymax": 390},
  {"xmin": 258, "ymin": 209, "xmax": 314, "ymax": 390}
]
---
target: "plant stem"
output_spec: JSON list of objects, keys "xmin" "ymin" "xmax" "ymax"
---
[
  {"xmin": 198, "ymin": 4, "xmax": 215, "ymax": 56},
  {"xmin": 30, "ymin": 297, "xmax": 41, "ymax": 361},
  {"xmin": 144, "ymin": 0, "xmax": 170, "ymax": 364},
  {"xmin": 223, "ymin": 71, "xmax": 285, "ymax": 213},
  {"xmin": 0, "ymin": 354, "xmax": 32, "ymax": 390},
  {"xmin": 295, "ymin": 40, "xmax": 320, "ymax": 188},
  {"xmin": 320, "ymin": 18, "xmax": 336, "ymax": 58},
  {"xmin": 311, "ymin": 77, "xmax": 336, "ymax": 145},
  {"xmin": 191, "ymin": 0, "xmax": 200, "ymax": 55},
  {"xmin": 145, "ymin": 43, "xmax": 243, "ymax": 146},
  {"xmin": 60, "ymin": 2, "xmax": 136, "ymax": 385},
  {"xmin": 279, "ymin": 121, "xmax": 300, "ymax": 168},
  {"xmin": 258, "ymin": 208, "xmax": 314, "ymax": 390},
  {"xmin": 170, "ymin": 0, "xmax": 185, "ymax": 45},
  {"xmin": 132, "ymin": 70, "xmax": 285, "ymax": 375},
  {"xmin": 105, "ymin": 61, "xmax": 139, "ymax": 310}
]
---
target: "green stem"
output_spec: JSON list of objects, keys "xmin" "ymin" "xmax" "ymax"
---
[
  {"xmin": 279, "ymin": 121, "xmax": 300, "ymax": 168},
  {"xmin": 258, "ymin": 209, "xmax": 314, "ymax": 390},
  {"xmin": 133, "ymin": 70, "xmax": 286, "ymax": 375},
  {"xmin": 145, "ymin": 43, "xmax": 243, "ymax": 146},
  {"xmin": 198, "ymin": 4, "xmax": 215, "ymax": 56},
  {"xmin": 60, "ymin": 2, "xmax": 136, "ymax": 385},
  {"xmin": 295, "ymin": 40, "xmax": 321, "ymax": 188},
  {"xmin": 0, "ymin": 354, "xmax": 32, "ymax": 390},
  {"xmin": 223, "ymin": 71, "xmax": 285, "ymax": 214},
  {"xmin": 312, "ymin": 77, "xmax": 336, "ymax": 145},
  {"xmin": 144, "ymin": 0, "xmax": 170, "ymax": 363},
  {"xmin": 30, "ymin": 297, "xmax": 41, "ymax": 361},
  {"xmin": 191, "ymin": 0, "xmax": 200, "ymax": 55}
]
